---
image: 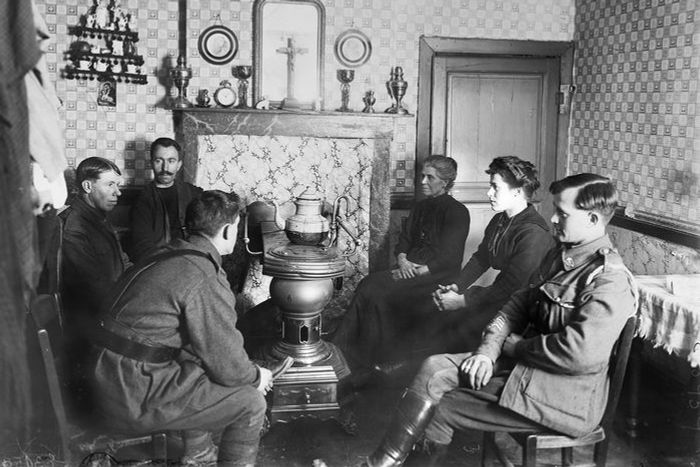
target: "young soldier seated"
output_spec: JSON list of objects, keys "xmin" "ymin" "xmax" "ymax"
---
[
  {"xmin": 361, "ymin": 173, "xmax": 637, "ymax": 466},
  {"xmin": 91, "ymin": 190, "xmax": 292, "ymax": 466}
]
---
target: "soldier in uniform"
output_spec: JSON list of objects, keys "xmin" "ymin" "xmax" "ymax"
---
[
  {"xmin": 92, "ymin": 190, "xmax": 279, "ymax": 466},
  {"xmin": 360, "ymin": 173, "xmax": 637, "ymax": 466}
]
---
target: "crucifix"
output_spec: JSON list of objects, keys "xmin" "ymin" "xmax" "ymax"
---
[{"xmin": 276, "ymin": 37, "xmax": 308, "ymax": 109}]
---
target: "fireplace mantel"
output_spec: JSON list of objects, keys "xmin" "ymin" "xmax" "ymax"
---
[{"xmin": 177, "ymin": 108, "xmax": 409, "ymax": 272}]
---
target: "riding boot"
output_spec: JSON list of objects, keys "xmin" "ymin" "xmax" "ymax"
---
[{"xmin": 365, "ymin": 389, "xmax": 436, "ymax": 467}]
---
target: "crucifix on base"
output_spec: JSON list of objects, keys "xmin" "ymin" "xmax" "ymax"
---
[{"xmin": 276, "ymin": 37, "xmax": 308, "ymax": 109}]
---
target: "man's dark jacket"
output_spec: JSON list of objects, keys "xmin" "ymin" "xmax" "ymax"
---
[
  {"xmin": 128, "ymin": 179, "xmax": 202, "ymax": 261},
  {"xmin": 60, "ymin": 197, "xmax": 130, "ymax": 324}
]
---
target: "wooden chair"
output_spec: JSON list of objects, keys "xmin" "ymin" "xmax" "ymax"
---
[
  {"xmin": 482, "ymin": 315, "xmax": 638, "ymax": 467},
  {"xmin": 30, "ymin": 215, "xmax": 169, "ymax": 465}
]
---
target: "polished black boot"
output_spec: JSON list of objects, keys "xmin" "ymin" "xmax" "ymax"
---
[{"xmin": 365, "ymin": 389, "xmax": 436, "ymax": 467}]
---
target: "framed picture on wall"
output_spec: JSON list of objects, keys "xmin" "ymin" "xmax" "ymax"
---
[
  {"xmin": 253, "ymin": 0, "xmax": 325, "ymax": 109},
  {"xmin": 97, "ymin": 78, "xmax": 116, "ymax": 107}
]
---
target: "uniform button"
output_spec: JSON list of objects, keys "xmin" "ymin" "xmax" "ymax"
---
[
  {"xmin": 564, "ymin": 257, "xmax": 574, "ymax": 267},
  {"xmin": 554, "ymin": 297, "xmax": 561, "ymax": 302}
]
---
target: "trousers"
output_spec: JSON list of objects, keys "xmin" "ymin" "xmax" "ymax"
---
[
  {"xmin": 408, "ymin": 353, "xmax": 549, "ymax": 445},
  {"xmin": 153, "ymin": 383, "xmax": 266, "ymax": 466}
]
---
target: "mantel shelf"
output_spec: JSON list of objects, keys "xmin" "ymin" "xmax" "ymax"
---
[
  {"xmin": 175, "ymin": 106, "xmax": 413, "ymax": 118},
  {"xmin": 177, "ymin": 106, "xmax": 410, "ymax": 143}
]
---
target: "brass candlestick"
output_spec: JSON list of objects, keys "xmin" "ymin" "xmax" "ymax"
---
[
  {"xmin": 171, "ymin": 55, "xmax": 193, "ymax": 109},
  {"xmin": 385, "ymin": 66, "xmax": 408, "ymax": 114},
  {"xmin": 336, "ymin": 69, "xmax": 355, "ymax": 112},
  {"xmin": 233, "ymin": 65, "xmax": 252, "ymax": 108}
]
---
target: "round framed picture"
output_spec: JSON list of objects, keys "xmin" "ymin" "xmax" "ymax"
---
[
  {"xmin": 334, "ymin": 29, "xmax": 372, "ymax": 68},
  {"xmin": 198, "ymin": 25, "xmax": 239, "ymax": 65}
]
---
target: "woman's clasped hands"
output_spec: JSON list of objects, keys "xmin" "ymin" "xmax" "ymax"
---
[{"xmin": 432, "ymin": 283, "xmax": 466, "ymax": 311}]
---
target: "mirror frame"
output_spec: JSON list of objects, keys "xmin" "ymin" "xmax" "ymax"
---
[{"xmin": 253, "ymin": 0, "xmax": 325, "ymax": 109}]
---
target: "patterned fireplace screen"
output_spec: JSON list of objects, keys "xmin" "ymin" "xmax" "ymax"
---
[{"xmin": 195, "ymin": 134, "xmax": 373, "ymax": 318}]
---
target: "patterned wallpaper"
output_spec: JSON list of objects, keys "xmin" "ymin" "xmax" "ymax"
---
[
  {"xmin": 35, "ymin": 0, "xmax": 575, "ymax": 191},
  {"xmin": 570, "ymin": 0, "xmax": 700, "ymax": 234}
]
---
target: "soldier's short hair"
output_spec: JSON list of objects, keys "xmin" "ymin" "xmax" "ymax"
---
[
  {"xmin": 185, "ymin": 190, "xmax": 240, "ymax": 237},
  {"xmin": 76, "ymin": 157, "xmax": 121, "ymax": 193},
  {"xmin": 550, "ymin": 173, "xmax": 618, "ymax": 222}
]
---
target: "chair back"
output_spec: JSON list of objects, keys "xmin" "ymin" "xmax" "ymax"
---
[
  {"xmin": 600, "ymin": 315, "xmax": 637, "ymax": 429},
  {"xmin": 30, "ymin": 292, "xmax": 73, "ymax": 463}
]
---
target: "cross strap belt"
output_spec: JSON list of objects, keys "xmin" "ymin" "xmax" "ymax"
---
[{"xmin": 93, "ymin": 321, "xmax": 180, "ymax": 364}]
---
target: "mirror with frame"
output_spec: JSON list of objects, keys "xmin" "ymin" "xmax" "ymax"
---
[{"xmin": 253, "ymin": 0, "xmax": 325, "ymax": 109}]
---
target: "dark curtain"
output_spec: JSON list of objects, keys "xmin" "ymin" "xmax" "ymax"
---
[{"xmin": 0, "ymin": 0, "xmax": 42, "ymax": 447}]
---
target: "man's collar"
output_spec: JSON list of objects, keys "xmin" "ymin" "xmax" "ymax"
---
[
  {"xmin": 560, "ymin": 235, "xmax": 612, "ymax": 270},
  {"xmin": 74, "ymin": 196, "xmax": 107, "ymax": 221},
  {"xmin": 185, "ymin": 234, "xmax": 222, "ymax": 266}
]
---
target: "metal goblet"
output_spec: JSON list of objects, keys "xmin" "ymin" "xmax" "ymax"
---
[
  {"xmin": 232, "ymin": 65, "xmax": 253, "ymax": 108},
  {"xmin": 336, "ymin": 69, "xmax": 355, "ymax": 112}
]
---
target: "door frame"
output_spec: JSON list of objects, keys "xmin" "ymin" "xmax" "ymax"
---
[{"xmin": 413, "ymin": 36, "xmax": 574, "ymax": 201}]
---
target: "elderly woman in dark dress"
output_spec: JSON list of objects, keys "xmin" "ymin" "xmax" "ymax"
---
[
  {"xmin": 332, "ymin": 156, "xmax": 470, "ymax": 377},
  {"xmin": 380, "ymin": 156, "xmax": 555, "ymax": 369}
]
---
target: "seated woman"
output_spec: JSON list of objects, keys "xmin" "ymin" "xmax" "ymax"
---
[
  {"xmin": 379, "ymin": 156, "xmax": 555, "ymax": 370},
  {"xmin": 332, "ymin": 155, "xmax": 470, "ymax": 376}
]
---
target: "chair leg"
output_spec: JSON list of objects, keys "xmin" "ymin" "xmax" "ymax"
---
[
  {"xmin": 152, "ymin": 432, "xmax": 168, "ymax": 462},
  {"xmin": 481, "ymin": 432, "xmax": 496, "ymax": 467},
  {"xmin": 522, "ymin": 436, "xmax": 537, "ymax": 467},
  {"xmin": 593, "ymin": 439, "xmax": 609, "ymax": 467},
  {"xmin": 561, "ymin": 447, "xmax": 573, "ymax": 466}
]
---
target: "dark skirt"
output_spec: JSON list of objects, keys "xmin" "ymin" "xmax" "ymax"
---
[{"xmin": 331, "ymin": 269, "xmax": 453, "ymax": 370}]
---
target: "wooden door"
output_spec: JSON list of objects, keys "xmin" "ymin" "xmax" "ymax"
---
[
  {"xmin": 431, "ymin": 56, "xmax": 559, "ymax": 211},
  {"xmin": 415, "ymin": 39, "xmax": 573, "ymax": 264}
]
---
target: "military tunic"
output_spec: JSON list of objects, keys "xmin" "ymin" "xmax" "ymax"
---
[
  {"xmin": 92, "ymin": 235, "xmax": 262, "ymax": 432},
  {"xmin": 414, "ymin": 234, "xmax": 637, "ymax": 441},
  {"xmin": 479, "ymin": 235, "xmax": 637, "ymax": 436}
]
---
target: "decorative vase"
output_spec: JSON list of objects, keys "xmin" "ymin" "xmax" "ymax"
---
[
  {"xmin": 170, "ymin": 55, "xmax": 192, "ymax": 109},
  {"xmin": 385, "ymin": 66, "xmax": 408, "ymax": 114}
]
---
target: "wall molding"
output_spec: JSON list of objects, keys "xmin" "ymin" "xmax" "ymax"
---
[{"xmin": 611, "ymin": 208, "xmax": 700, "ymax": 250}]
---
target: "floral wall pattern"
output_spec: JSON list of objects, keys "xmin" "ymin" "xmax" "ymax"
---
[{"xmin": 195, "ymin": 134, "xmax": 373, "ymax": 315}]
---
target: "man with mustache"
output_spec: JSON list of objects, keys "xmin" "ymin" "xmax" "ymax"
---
[{"xmin": 128, "ymin": 137, "xmax": 202, "ymax": 261}]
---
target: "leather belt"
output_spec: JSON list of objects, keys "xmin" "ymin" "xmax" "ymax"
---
[{"xmin": 93, "ymin": 321, "xmax": 180, "ymax": 364}]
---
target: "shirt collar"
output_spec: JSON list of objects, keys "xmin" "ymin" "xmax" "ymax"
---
[
  {"xmin": 182, "ymin": 234, "xmax": 222, "ymax": 267},
  {"xmin": 560, "ymin": 235, "xmax": 613, "ymax": 271}
]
